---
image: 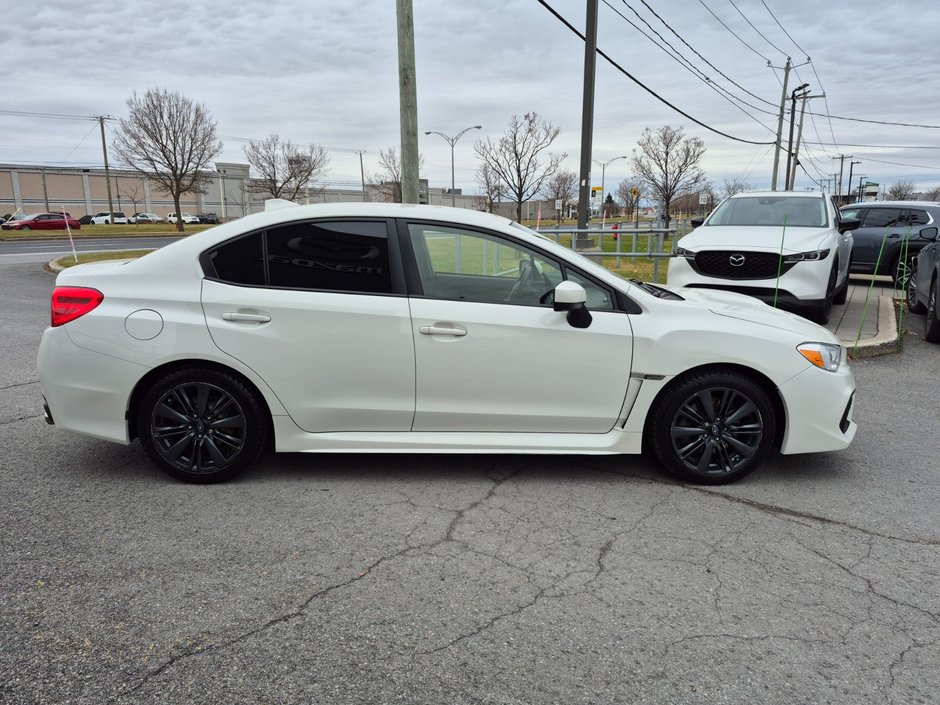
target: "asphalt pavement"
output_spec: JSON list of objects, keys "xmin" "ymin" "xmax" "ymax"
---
[{"xmin": 1, "ymin": 256, "xmax": 938, "ymax": 705}]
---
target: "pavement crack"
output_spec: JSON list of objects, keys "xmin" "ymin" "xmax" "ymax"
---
[
  {"xmin": 0, "ymin": 413, "xmax": 42, "ymax": 427},
  {"xmin": 0, "ymin": 379, "xmax": 39, "ymax": 391},
  {"xmin": 690, "ymin": 487, "xmax": 940, "ymax": 547}
]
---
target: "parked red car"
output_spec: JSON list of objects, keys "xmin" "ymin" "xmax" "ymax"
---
[{"xmin": 1, "ymin": 212, "xmax": 81, "ymax": 231}]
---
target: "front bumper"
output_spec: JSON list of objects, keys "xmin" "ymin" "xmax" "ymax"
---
[{"xmin": 778, "ymin": 362, "xmax": 856, "ymax": 454}]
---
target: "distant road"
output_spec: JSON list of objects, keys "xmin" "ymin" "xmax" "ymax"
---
[{"xmin": 0, "ymin": 236, "xmax": 184, "ymax": 263}]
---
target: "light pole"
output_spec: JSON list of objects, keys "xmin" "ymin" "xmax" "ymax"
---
[
  {"xmin": 217, "ymin": 167, "xmax": 227, "ymax": 221},
  {"xmin": 846, "ymin": 161, "xmax": 861, "ymax": 204},
  {"xmin": 592, "ymin": 155, "xmax": 627, "ymax": 217},
  {"xmin": 424, "ymin": 125, "xmax": 482, "ymax": 207},
  {"xmin": 856, "ymin": 175, "xmax": 867, "ymax": 203}
]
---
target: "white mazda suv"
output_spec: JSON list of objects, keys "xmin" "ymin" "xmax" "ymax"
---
[{"xmin": 668, "ymin": 192, "xmax": 859, "ymax": 323}]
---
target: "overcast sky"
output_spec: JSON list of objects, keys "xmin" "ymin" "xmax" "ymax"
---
[{"xmin": 3, "ymin": 0, "xmax": 939, "ymax": 198}]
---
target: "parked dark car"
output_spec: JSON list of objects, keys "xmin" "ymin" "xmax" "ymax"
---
[
  {"xmin": 196, "ymin": 212, "xmax": 219, "ymax": 224},
  {"xmin": 78, "ymin": 215, "xmax": 94, "ymax": 225},
  {"xmin": 1, "ymin": 212, "xmax": 81, "ymax": 231},
  {"xmin": 840, "ymin": 201, "xmax": 940, "ymax": 284},
  {"xmin": 905, "ymin": 226, "xmax": 940, "ymax": 341}
]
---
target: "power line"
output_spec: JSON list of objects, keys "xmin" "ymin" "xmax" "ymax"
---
[
  {"xmin": 857, "ymin": 156, "xmax": 940, "ymax": 172},
  {"xmin": 535, "ymin": 0, "xmax": 774, "ymax": 146},
  {"xmin": 0, "ymin": 109, "xmax": 109, "ymax": 121},
  {"xmin": 759, "ymin": 0, "xmax": 807, "ymax": 57},
  {"xmin": 696, "ymin": 0, "xmax": 769, "ymax": 62},
  {"xmin": 603, "ymin": 1, "xmax": 776, "ymax": 130},
  {"xmin": 803, "ymin": 141, "xmax": 940, "ymax": 150},
  {"xmin": 726, "ymin": 0, "xmax": 788, "ymax": 57},
  {"xmin": 634, "ymin": 0, "xmax": 777, "ymax": 107},
  {"xmin": 804, "ymin": 112, "xmax": 940, "ymax": 129}
]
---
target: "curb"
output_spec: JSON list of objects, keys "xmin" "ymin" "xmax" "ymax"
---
[{"xmin": 846, "ymin": 295, "xmax": 899, "ymax": 357}]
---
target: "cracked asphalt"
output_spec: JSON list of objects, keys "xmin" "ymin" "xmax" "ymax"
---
[{"xmin": 1, "ymin": 257, "xmax": 938, "ymax": 705}]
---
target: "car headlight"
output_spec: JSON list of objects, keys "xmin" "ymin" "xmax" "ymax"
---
[
  {"xmin": 675, "ymin": 247, "xmax": 695, "ymax": 259},
  {"xmin": 797, "ymin": 342, "xmax": 842, "ymax": 372},
  {"xmin": 783, "ymin": 248, "xmax": 830, "ymax": 263}
]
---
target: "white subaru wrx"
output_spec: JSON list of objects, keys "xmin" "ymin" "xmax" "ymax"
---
[
  {"xmin": 668, "ymin": 192, "xmax": 858, "ymax": 323},
  {"xmin": 38, "ymin": 202, "xmax": 856, "ymax": 485}
]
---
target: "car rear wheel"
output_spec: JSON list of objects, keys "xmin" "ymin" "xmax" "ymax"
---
[
  {"xmin": 925, "ymin": 280, "xmax": 940, "ymax": 343},
  {"xmin": 20, "ymin": 225, "xmax": 31, "ymax": 231},
  {"xmin": 907, "ymin": 260, "xmax": 926, "ymax": 314},
  {"xmin": 648, "ymin": 371, "xmax": 775, "ymax": 484},
  {"xmin": 137, "ymin": 368, "xmax": 268, "ymax": 483}
]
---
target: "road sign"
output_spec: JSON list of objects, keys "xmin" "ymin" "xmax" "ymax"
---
[
  {"xmin": 591, "ymin": 186, "xmax": 603, "ymax": 195},
  {"xmin": 630, "ymin": 187, "xmax": 639, "ymax": 198},
  {"xmin": 554, "ymin": 199, "xmax": 562, "ymax": 211},
  {"xmin": 699, "ymin": 193, "xmax": 708, "ymax": 205}
]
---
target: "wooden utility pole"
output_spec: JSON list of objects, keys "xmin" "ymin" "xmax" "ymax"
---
[
  {"xmin": 98, "ymin": 116, "xmax": 115, "ymax": 216},
  {"xmin": 396, "ymin": 0, "xmax": 419, "ymax": 204},
  {"xmin": 576, "ymin": 0, "xmax": 598, "ymax": 247},
  {"xmin": 770, "ymin": 59, "xmax": 791, "ymax": 192}
]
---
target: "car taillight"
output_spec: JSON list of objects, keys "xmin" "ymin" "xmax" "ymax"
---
[{"xmin": 51, "ymin": 287, "xmax": 104, "ymax": 327}]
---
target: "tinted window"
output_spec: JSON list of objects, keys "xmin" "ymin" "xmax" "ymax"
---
[
  {"xmin": 708, "ymin": 196, "xmax": 827, "ymax": 227},
  {"xmin": 266, "ymin": 221, "xmax": 392, "ymax": 294},
  {"xmin": 207, "ymin": 233, "xmax": 265, "ymax": 285},
  {"xmin": 907, "ymin": 209, "xmax": 930, "ymax": 225},
  {"xmin": 862, "ymin": 208, "xmax": 903, "ymax": 228}
]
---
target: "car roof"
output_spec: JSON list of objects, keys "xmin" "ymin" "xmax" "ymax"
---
[
  {"xmin": 840, "ymin": 201, "xmax": 940, "ymax": 208},
  {"xmin": 728, "ymin": 190, "xmax": 824, "ymax": 200}
]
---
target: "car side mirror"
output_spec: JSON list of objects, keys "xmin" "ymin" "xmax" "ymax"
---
[
  {"xmin": 838, "ymin": 217, "xmax": 861, "ymax": 233},
  {"xmin": 690, "ymin": 217, "xmax": 704, "ymax": 229},
  {"xmin": 553, "ymin": 281, "xmax": 592, "ymax": 328},
  {"xmin": 919, "ymin": 226, "xmax": 938, "ymax": 242}
]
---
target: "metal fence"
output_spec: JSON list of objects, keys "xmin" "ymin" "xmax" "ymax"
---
[{"xmin": 535, "ymin": 223, "xmax": 678, "ymax": 282}]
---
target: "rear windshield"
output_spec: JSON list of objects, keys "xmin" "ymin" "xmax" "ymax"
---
[{"xmin": 707, "ymin": 196, "xmax": 828, "ymax": 228}]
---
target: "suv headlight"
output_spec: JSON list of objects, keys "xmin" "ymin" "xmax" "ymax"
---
[
  {"xmin": 675, "ymin": 247, "xmax": 695, "ymax": 259},
  {"xmin": 783, "ymin": 248, "xmax": 830, "ymax": 263},
  {"xmin": 797, "ymin": 342, "xmax": 843, "ymax": 372}
]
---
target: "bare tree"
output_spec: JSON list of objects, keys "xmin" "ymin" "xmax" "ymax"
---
[
  {"xmin": 886, "ymin": 179, "xmax": 917, "ymax": 201},
  {"xmin": 232, "ymin": 181, "xmax": 255, "ymax": 218},
  {"xmin": 616, "ymin": 178, "xmax": 645, "ymax": 219},
  {"xmin": 474, "ymin": 112, "xmax": 566, "ymax": 222},
  {"xmin": 475, "ymin": 162, "xmax": 501, "ymax": 213},
  {"xmin": 720, "ymin": 176, "xmax": 751, "ymax": 201},
  {"xmin": 114, "ymin": 88, "xmax": 222, "ymax": 232},
  {"xmin": 925, "ymin": 184, "xmax": 940, "ymax": 201},
  {"xmin": 122, "ymin": 180, "xmax": 145, "ymax": 225},
  {"xmin": 368, "ymin": 147, "xmax": 424, "ymax": 203},
  {"xmin": 631, "ymin": 125, "xmax": 706, "ymax": 226},
  {"xmin": 542, "ymin": 169, "xmax": 577, "ymax": 222},
  {"xmin": 243, "ymin": 134, "xmax": 330, "ymax": 201}
]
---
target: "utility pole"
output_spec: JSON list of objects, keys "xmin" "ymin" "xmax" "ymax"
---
[
  {"xmin": 40, "ymin": 167, "xmax": 50, "ymax": 211},
  {"xmin": 770, "ymin": 58, "xmax": 791, "ymax": 191},
  {"xmin": 788, "ymin": 93, "xmax": 822, "ymax": 190},
  {"xmin": 355, "ymin": 150, "xmax": 368, "ymax": 201},
  {"xmin": 576, "ymin": 0, "xmax": 599, "ymax": 247},
  {"xmin": 836, "ymin": 154, "xmax": 847, "ymax": 199},
  {"xmin": 98, "ymin": 116, "xmax": 114, "ymax": 217},
  {"xmin": 784, "ymin": 83, "xmax": 810, "ymax": 191},
  {"xmin": 396, "ymin": 0, "xmax": 419, "ymax": 204}
]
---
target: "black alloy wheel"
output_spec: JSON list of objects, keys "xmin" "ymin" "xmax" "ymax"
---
[
  {"xmin": 138, "ymin": 368, "xmax": 267, "ymax": 482},
  {"xmin": 891, "ymin": 255, "xmax": 910, "ymax": 288},
  {"xmin": 648, "ymin": 371, "xmax": 775, "ymax": 484},
  {"xmin": 812, "ymin": 266, "xmax": 837, "ymax": 324},
  {"xmin": 907, "ymin": 260, "xmax": 925, "ymax": 314},
  {"xmin": 926, "ymin": 281, "xmax": 940, "ymax": 343}
]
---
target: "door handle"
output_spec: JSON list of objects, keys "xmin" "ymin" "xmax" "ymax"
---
[
  {"xmin": 419, "ymin": 325, "xmax": 467, "ymax": 337},
  {"xmin": 222, "ymin": 312, "xmax": 271, "ymax": 323}
]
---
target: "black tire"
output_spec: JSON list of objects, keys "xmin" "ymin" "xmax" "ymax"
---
[
  {"xmin": 832, "ymin": 263, "xmax": 848, "ymax": 305},
  {"xmin": 647, "ymin": 370, "xmax": 776, "ymax": 484},
  {"xmin": 20, "ymin": 225, "xmax": 31, "ymax": 231},
  {"xmin": 925, "ymin": 280, "xmax": 940, "ymax": 343},
  {"xmin": 137, "ymin": 368, "xmax": 268, "ymax": 483},
  {"xmin": 810, "ymin": 266, "xmax": 837, "ymax": 324},
  {"xmin": 907, "ymin": 260, "xmax": 926, "ymax": 314},
  {"xmin": 891, "ymin": 255, "xmax": 910, "ymax": 288}
]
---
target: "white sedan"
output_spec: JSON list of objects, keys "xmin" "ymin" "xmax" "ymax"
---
[{"xmin": 37, "ymin": 202, "xmax": 856, "ymax": 484}]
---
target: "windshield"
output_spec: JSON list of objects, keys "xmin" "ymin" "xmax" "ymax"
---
[{"xmin": 707, "ymin": 196, "xmax": 828, "ymax": 228}]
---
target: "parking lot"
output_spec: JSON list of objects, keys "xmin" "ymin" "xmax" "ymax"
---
[{"xmin": 1, "ymin": 252, "xmax": 938, "ymax": 704}]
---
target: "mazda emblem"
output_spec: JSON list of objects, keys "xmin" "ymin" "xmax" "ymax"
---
[{"xmin": 729, "ymin": 254, "xmax": 746, "ymax": 267}]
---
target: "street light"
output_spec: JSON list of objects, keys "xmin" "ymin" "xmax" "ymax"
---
[
  {"xmin": 424, "ymin": 125, "xmax": 482, "ymax": 207},
  {"xmin": 856, "ymin": 175, "xmax": 867, "ymax": 203},
  {"xmin": 846, "ymin": 161, "xmax": 861, "ymax": 204},
  {"xmin": 592, "ymin": 155, "xmax": 628, "ymax": 216}
]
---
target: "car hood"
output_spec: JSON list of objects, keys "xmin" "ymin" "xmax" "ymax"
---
[
  {"xmin": 678, "ymin": 225, "xmax": 831, "ymax": 253},
  {"xmin": 675, "ymin": 286, "xmax": 840, "ymax": 343}
]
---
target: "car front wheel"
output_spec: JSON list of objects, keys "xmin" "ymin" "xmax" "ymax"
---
[
  {"xmin": 20, "ymin": 225, "xmax": 31, "ymax": 231},
  {"xmin": 925, "ymin": 280, "xmax": 940, "ymax": 343},
  {"xmin": 137, "ymin": 368, "xmax": 268, "ymax": 483},
  {"xmin": 648, "ymin": 371, "xmax": 775, "ymax": 484},
  {"xmin": 907, "ymin": 260, "xmax": 925, "ymax": 314}
]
